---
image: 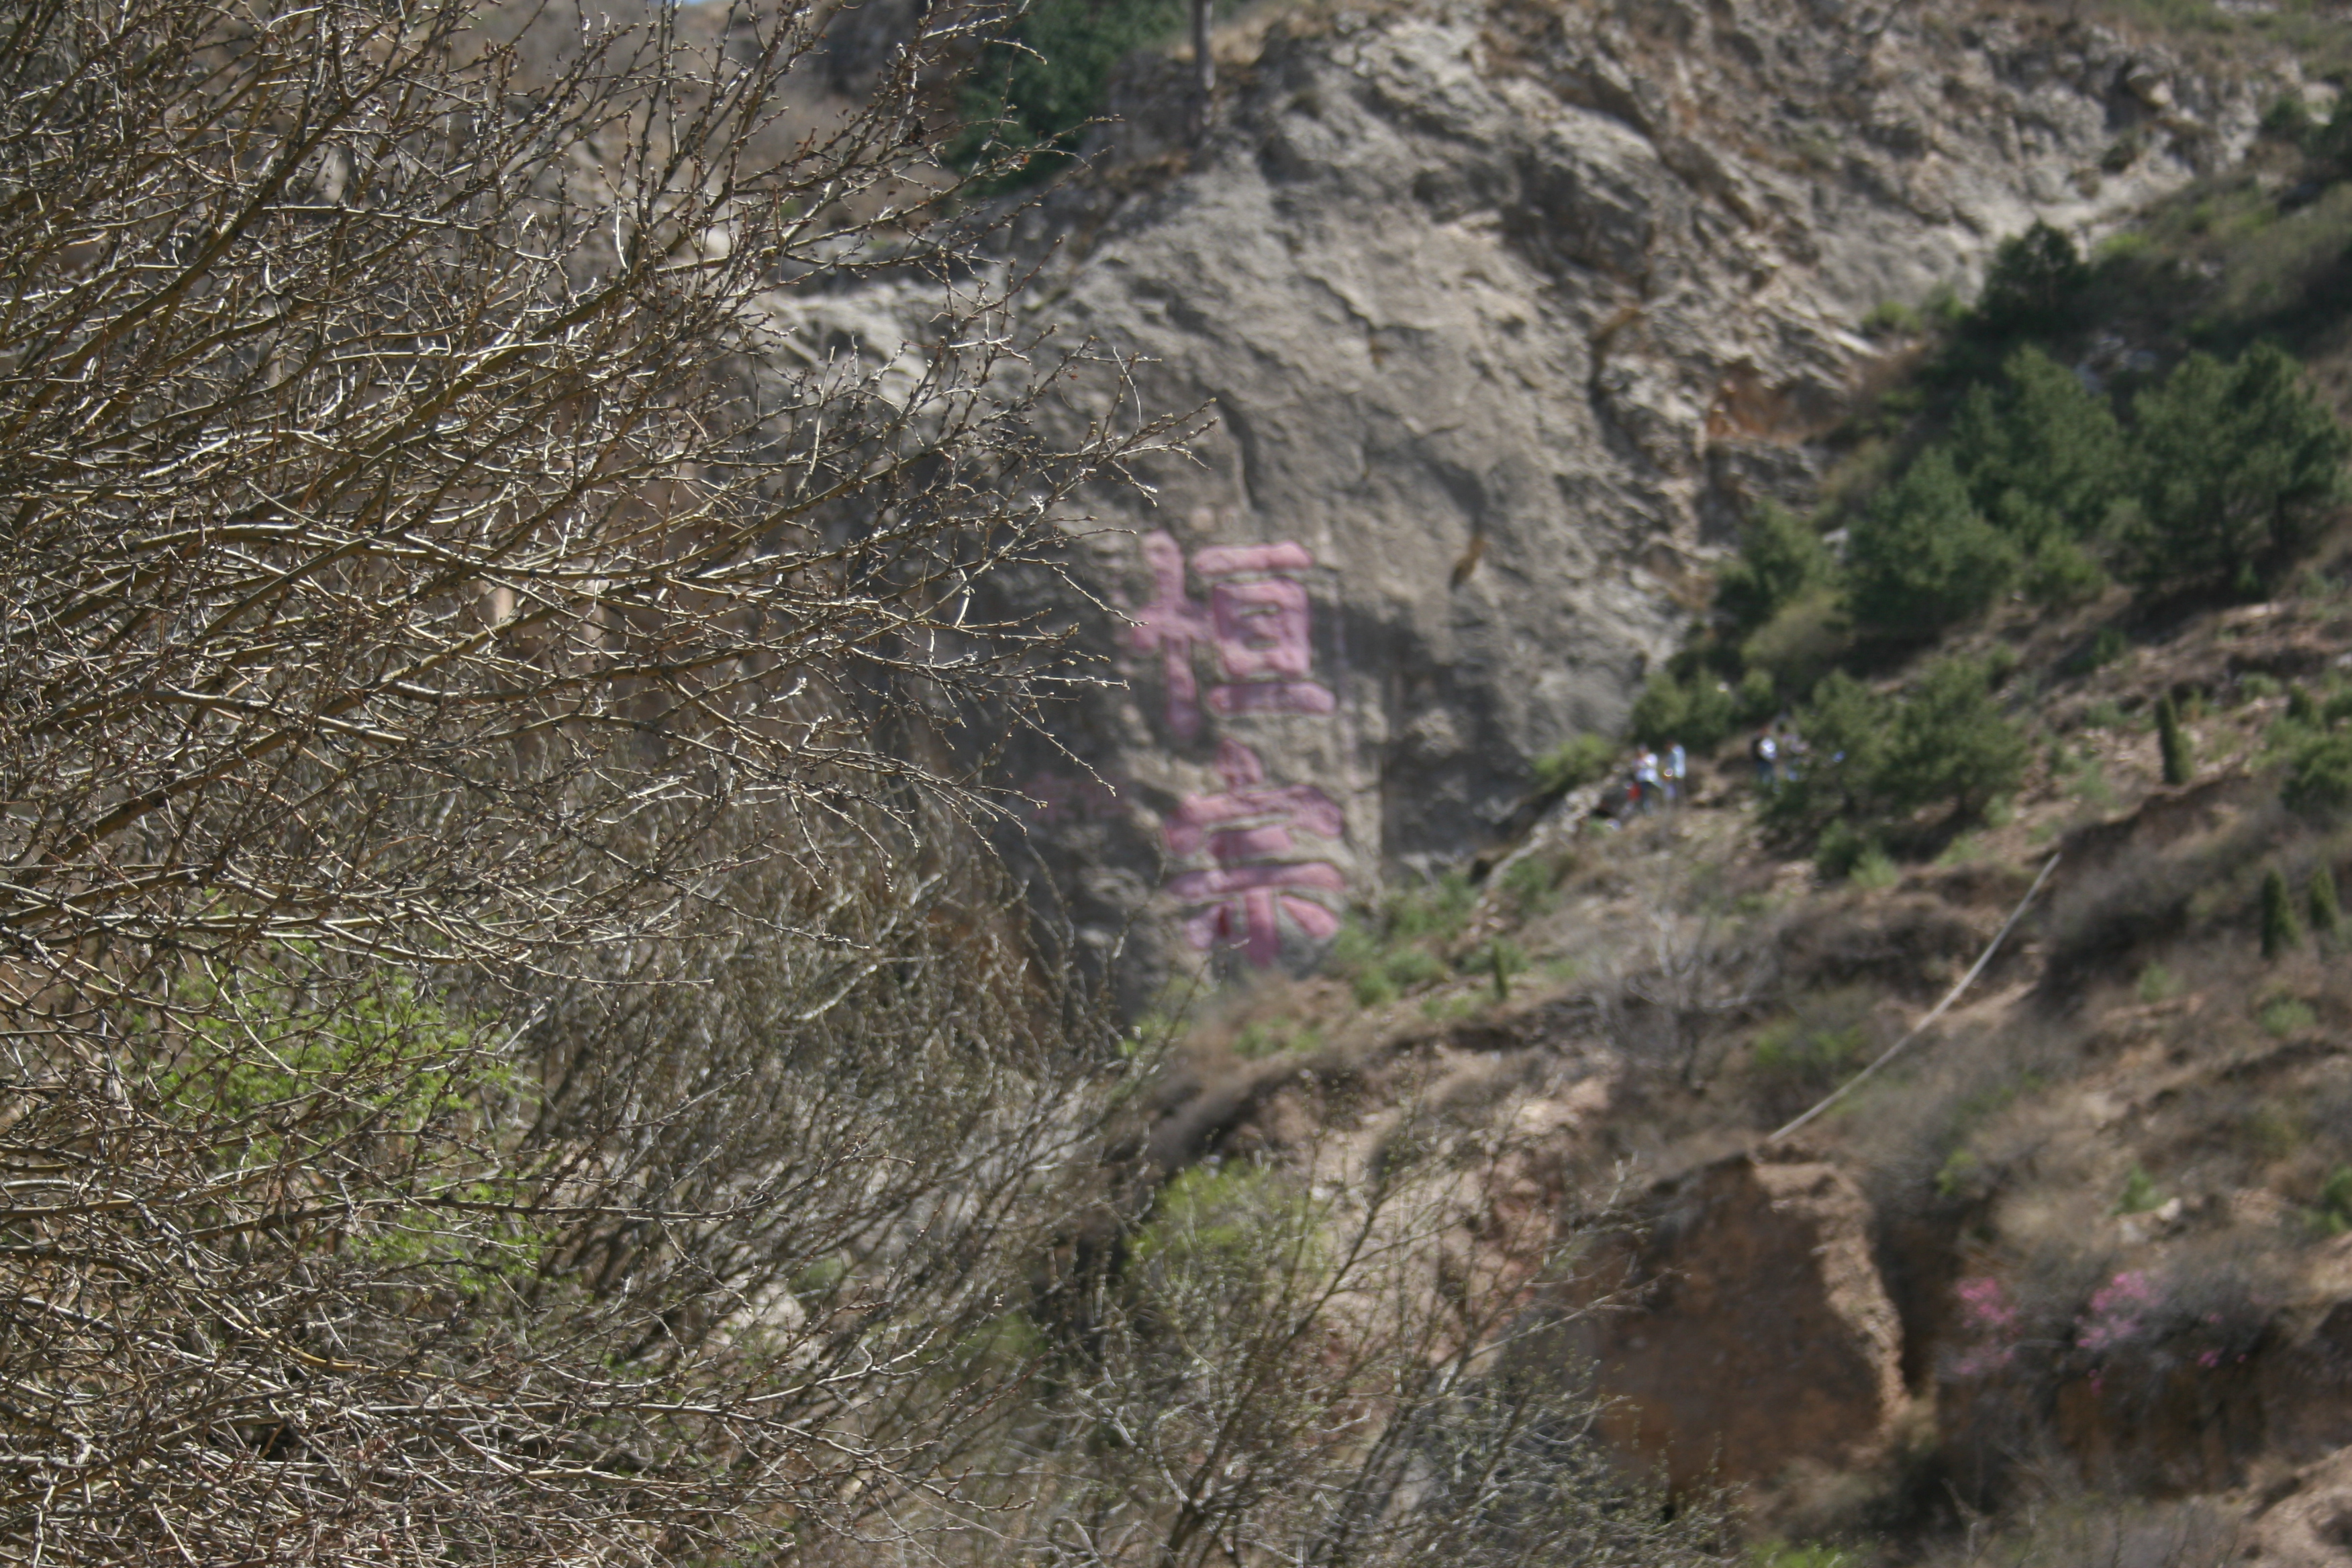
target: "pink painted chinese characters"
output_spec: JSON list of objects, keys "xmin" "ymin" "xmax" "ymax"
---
[{"xmin": 1163, "ymin": 739, "xmax": 1344, "ymax": 967}]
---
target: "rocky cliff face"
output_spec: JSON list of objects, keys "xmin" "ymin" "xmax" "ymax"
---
[{"xmin": 980, "ymin": 0, "xmax": 2285, "ymax": 989}]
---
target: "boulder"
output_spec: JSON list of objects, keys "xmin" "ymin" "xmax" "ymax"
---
[{"xmin": 2246, "ymin": 1445, "xmax": 2352, "ymax": 1568}]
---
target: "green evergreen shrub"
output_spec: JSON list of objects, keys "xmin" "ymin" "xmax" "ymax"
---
[
  {"xmin": 2129, "ymin": 344, "xmax": 2352, "ymax": 593},
  {"xmin": 1973, "ymin": 222, "xmax": 2090, "ymax": 338},
  {"xmin": 1862, "ymin": 300, "xmax": 1924, "ymax": 338},
  {"xmin": 1739, "ymin": 583, "xmax": 1849, "ymax": 701},
  {"xmin": 2262, "ymin": 866, "xmax": 2302, "ymax": 960},
  {"xmin": 2283, "ymin": 728, "xmax": 2352, "ymax": 816},
  {"xmin": 953, "ymin": 0, "xmax": 1191, "ymax": 177},
  {"xmin": 1716, "ymin": 501, "xmax": 1833, "ymax": 633},
  {"xmin": 1627, "ymin": 665, "xmax": 1737, "ymax": 750},
  {"xmin": 2157, "ymin": 693, "xmax": 2193, "ymax": 785},
  {"xmin": 1773, "ymin": 658, "xmax": 2027, "ymax": 842},
  {"xmin": 1952, "ymin": 344, "xmax": 2130, "ymax": 560},
  {"xmin": 2310, "ymin": 864, "xmax": 2343, "ymax": 943},
  {"xmin": 2022, "ymin": 536, "xmax": 2110, "ymax": 605},
  {"xmin": 2262, "ymin": 95, "xmax": 2317, "ymax": 147},
  {"xmin": 2114, "ymin": 1164, "xmax": 2163, "ymax": 1216},
  {"xmin": 1532, "ymin": 733, "xmax": 1616, "ymax": 795},
  {"xmin": 1877, "ymin": 655, "xmax": 2032, "ymax": 819},
  {"xmin": 1771, "ymin": 670, "xmax": 1890, "ymax": 829},
  {"xmin": 1845, "ymin": 448, "xmax": 2019, "ymax": 636},
  {"xmin": 1382, "ymin": 946, "xmax": 1446, "ymax": 989},
  {"xmin": 2310, "ymin": 93, "xmax": 2352, "ymax": 172},
  {"xmin": 1814, "ymin": 819, "xmax": 1874, "ymax": 881},
  {"xmin": 2318, "ymin": 1167, "xmax": 2352, "ymax": 1235},
  {"xmin": 2290, "ymin": 683, "xmax": 2322, "ymax": 726}
]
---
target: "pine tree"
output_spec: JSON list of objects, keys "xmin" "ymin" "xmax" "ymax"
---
[
  {"xmin": 2263, "ymin": 867, "xmax": 2302, "ymax": 961},
  {"xmin": 1845, "ymin": 448, "xmax": 2020, "ymax": 636},
  {"xmin": 2157, "ymin": 693, "xmax": 2193, "ymax": 786},
  {"xmin": 2130, "ymin": 344, "xmax": 2352, "ymax": 593},
  {"xmin": 2312, "ymin": 863, "xmax": 2343, "ymax": 946},
  {"xmin": 1952, "ymin": 344, "xmax": 2130, "ymax": 551}
]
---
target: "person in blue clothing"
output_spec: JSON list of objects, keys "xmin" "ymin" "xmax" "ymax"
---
[
  {"xmin": 1751, "ymin": 728, "xmax": 1777, "ymax": 791},
  {"xmin": 1665, "ymin": 740, "xmax": 1687, "ymax": 805}
]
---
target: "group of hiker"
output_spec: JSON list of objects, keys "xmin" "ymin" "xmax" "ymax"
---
[{"xmin": 1591, "ymin": 723, "xmax": 1806, "ymax": 823}]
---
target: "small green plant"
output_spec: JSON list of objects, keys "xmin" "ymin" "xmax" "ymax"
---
[
  {"xmin": 2024, "ymin": 536, "xmax": 2110, "ymax": 605},
  {"xmin": 2114, "ymin": 1164, "xmax": 2163, "ymax": 1216},
  {"xmin": 2282, "ymin": 728, "xmax": 2352, "ymax": 817},
  {"xmin": 1420, "ymin": 990, "xmax": 1479, "ymax": 1023},
  {"xmin": 1232, "ymin": 1018, "xmax": 1320, "ymax": 1059},
  {"xmin": 2262, "ymin": 865, "xmax": 2303, "ymax": 960},
  {"xmin": 2312, "ymin": 864, "xmax": 2343, "ymax": 943},
  {"xmin": 1131, "ymin": 1162, "xmax": 1302, "ymax": 1279},
  {"xmin": 1749, "ymin": 1540, "xmax": 1862, "ymax": 1568},
  {"xmin": 1935, "ymin": 832, "xmax": 1987, "ymax": 869},
  {"xmin": 2240, "ymin": 673, "xmax": 2284, "ymax": 703},
  {"xmin": 1353, "ymin": 969, "xmax": 1400, "ymax": 1008},
  {"xmin": 2316, "ymin": 1166, "xmax": 2352, "ymax": 1236},
  {"xmin": 1862, "ymin": 300, "xmax": 1922, "ymax": 338},
  {"xmin": 1716, "ymin": 501, "xmax": 1835, "ymax": 634},
  {"xmin": 2262, "ymin": 94, "xmax": 2316, "ymax": 146},
  {"xmin": 2136, "ymin": 962, "xmax": 2181, "ymax": 1004},
  {"xmin": 1814, "ymin": 819, "xmax": 1875, "ymax": 881},
  {"xmin": 1468, "ymin": 937, "xmax": 1526, "ymax": 1001},
  {"xmin": 1532, "ymin": 733, "xmax": 1616, "ymax": 795},
  {"xmin": 2065, "ymin": 748, "xmax": 2118, "ymax": 812},
  {"xmin": 1934, "ymin": 1146, "xmax": 1985, "ymax": 1202},
  {"xmin": 2157, "ymin": 693, "xmax": 2194, "ymax": 785},
  {"xmin": 2289, "ymin": 683, "xmax": 2323, "ymax": 727},
  {"xmin": 1751, "ymin": 1014, "xmax": 1870, "ymax": 1089},
  {"xmin": 2239, "ymin": 1104, "xmax": 2305, "ymax": 1160},
  {"xmin": 2081, "ymin": 697, "xmax": 2130, "ymax": 731},
  {"xmin": 1852, "ymin": 846, "xmax": 1900, "ymax": 889},
  {"xmin": 1626, "ymin": 665, "xmax": 1738, "ymax": 752},
  {"xmin": 1387, "ymin": 873, "xmax": 1477, "ymax": 943},
  {"xmin": 2258, "ymin": 994, "xmax": 2316, "ymax": 1038},
  {"xmin": 1500, "ymin": 850, "xmax": 1571, "ymax": 912},
  {"xmin": 1383, "ymin": 946, "xmax": 1447, "ymax": 989},
  {"xmin": 2075, "ymin": 627, "xmax": 2130, "ymax": 676}
]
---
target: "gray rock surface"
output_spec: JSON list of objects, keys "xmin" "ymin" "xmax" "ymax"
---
[{"xmin": 977, "ymin": 0, "xmax": 2280, "ymax": 989}]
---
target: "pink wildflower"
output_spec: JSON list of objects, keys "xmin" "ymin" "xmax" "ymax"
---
[
  {"xmin": 2077, "ymin": 1270, "xmax": 2159, "ymax": 1353},
  {"xmin": 1951, "ymin": 1277, "xmax": 2021, "ymax": 1378},
  {"xmin": 1957, "ymin": 1277, "xmax": 2018, "ymax": 1332}
]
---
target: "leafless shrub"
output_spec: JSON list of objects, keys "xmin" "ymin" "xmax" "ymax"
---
[
  {"xmin": 912, "ymin": 1085, "xmax": 1732, "ymax": 1568},
  {"xmin": 1583, "ymin": 840, "xmax": 1777, "ymax": 1091},
  {"xmin": 1920, "ymin": 1491, "xmax": 2244, "ymax": 1568},
  {"xmin": 2039, "ymin": 801, "xmax": 2291, "ymax": 988},
  {"xmin": 0, "ymin": 0, "xmax": 1185, "ymax": 976},
  {"xmin": 0, "ymin": 805, "xmax": 1140, "ymax": 1564},
  {"xmin": 0, "ymin": 0, "xmax": 1190, "ymax": 1559}
]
